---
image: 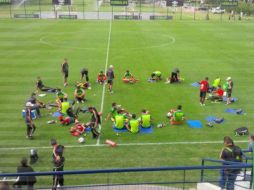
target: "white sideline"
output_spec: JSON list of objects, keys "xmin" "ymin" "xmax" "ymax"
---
[
  {"xmin": 0, "ymin": 140, "xmax": 248, "ymax": 151},
  {"xmin": 96, "ymin": 20, "xmax": 112, "ymax": 146}
]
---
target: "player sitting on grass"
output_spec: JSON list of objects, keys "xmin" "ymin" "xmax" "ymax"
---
[
  {"xmin": 126, "ymin": 114, "xmax": 140, "ymax": 134},
  {"xmin": 105, "ymin": 102, "xmax": 131, "ymax": 121},
  {"xmin": 113, "ymin": 110, "xmax": 129, "ymax": 130},
  {"xmin": 167, "ymin": 105, "xmax": 185, "ymax": 125},
  {"xmin": 105, "ymin": 102, "xmax": 120, "ymax": 121},
  {"xmin": 74, "ymin": 85, "xmax": 86, "ymax": 104},
  {"xmin": 148, "ymin": 71, "xmax": 162, "ymax": 82},
  {"xmin": 139, "ymin": 109, "xmax": 152, "ymax": 128},
  {"xmin": 56, "ymin": 90, "xmax": 66, "ymax": 107},
  {"xmin": 26, "ymin": 92, "xmax": 45, "ymax": 117},
  {"xmin": 97, "ymin": 71, "xmax": 107, "ymax": 84},
  {"xmin": 61, "ymin": 97, "xmax": 71, "ymax": 115},
  {"xmin": 122, "ymin": 70, "xmax": 138, "ymax": 84},
  {"xmin": 36, "ymin": 76, "xmax": 61, "ymax": 93},
  {"xmin": 207, "ymin": 85, "xmax": 224, "ymax": 102}
]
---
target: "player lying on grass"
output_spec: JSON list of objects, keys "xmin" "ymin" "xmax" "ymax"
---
[
  {"xmin": 70, "ymin": 122, "xmax": 86, "ymax": 136},
  {"xmin": 97, "ymin": 71, "xmax": 107, "ymax": 84},
  {"xmin": 74, "ymin": 85, "xmax": 86, "ymax": 104},
  {"xmin": 167, "ymin": 105, "xmax": 185, "ymax": 125},
  {"xmin": 36, "ymin": 76, "xmax": 61, "ymax": 93},
  {"xmin": 122, "ymin": 70, "xmax": 138, "ymax": 84},
  {"xmin": 207, "ymin": 85, "xmax": 224, "ymax": 102},
  {"xmin": 76, "ymin": 81, "xmax": 91, "ymax": 90},
  {"xmin": 58, "ymin": 115, "xmax": 76, "ymax": 125}
]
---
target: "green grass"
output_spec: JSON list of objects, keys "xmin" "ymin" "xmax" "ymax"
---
[{"xmin": 0, "ymin": 19, "xmax": 254, "ymax": 188}]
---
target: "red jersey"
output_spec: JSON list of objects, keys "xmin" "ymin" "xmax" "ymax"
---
[
  {"xmin": 216, "ymin": 89, "xmax": 224, "ymax": 97},
  {"xmin": 200, "ymin": 80, "xmax": 209, "ymax": 92}
]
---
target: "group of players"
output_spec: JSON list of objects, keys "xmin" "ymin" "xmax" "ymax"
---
[
  {"xmin": 199, "ymin": 76, "xmax": 234, "ymax": 106},
  {"xmin": 24, "ymin": 56, "xmax": 235, "ymax": 142}
]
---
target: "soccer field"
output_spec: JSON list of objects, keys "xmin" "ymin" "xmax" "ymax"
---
[{"xmin": 0, "ymin": 19, "xmax": 253, "ymax": 187}]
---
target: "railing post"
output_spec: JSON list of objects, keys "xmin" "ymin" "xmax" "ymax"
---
[
  {"xmin": 200, "ymin": 159, "xmax": 205, "ymax": 182},
  {"xmin": 183, "ymin": 169, "xmax": 186, "ymax": 190},
  {"xmin": 252, "ymin": 141, "xmax": 254, "ymax": 189}
]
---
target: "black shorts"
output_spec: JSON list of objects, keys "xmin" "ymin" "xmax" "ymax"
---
[
  {"xmin": 200, "ymin": 91, "xmax": 206, "ymax": 98},
  {"xmin": 108, "ymin": 79, "xmax": 113, "ymax": 85},
  {"xmin": 81, "ymin": 70, "xmax": 88, "ymax": 77},
  {"xmin": 64, "ymin": 72, "xmax": 68, "ymax": 78},
  {"xmin": 227, "ymin": 92, "xmax": 232, "ymax": 98}
]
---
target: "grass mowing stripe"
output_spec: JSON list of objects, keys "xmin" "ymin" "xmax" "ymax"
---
[
  {"xmin": 0, "ymin": 140, "xmax": 248, "ymax": 151},
  {"xmin": 97, "ymin": 20, "xmax": 112, "ymax": 146}
]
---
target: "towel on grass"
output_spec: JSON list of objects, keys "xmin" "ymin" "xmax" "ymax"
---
[
  {"xmin": 225, "ymin": 108, "xmax": 244, "ymax": 115},
  {"xmin": 112, "ymin": 125, "xmax": 153, "ymax": 134},
  {"xmin": 139, "ymin": 126, "xmax": 153, "ymax": 134},
  {"xmin": 191, "ymin": 82, "xmax": 200, "ymax": 87},
  {"xmin": 187, "ymin": 120, "xmax": 202, "ymax": 128},
  {"xmin": 52, "ymin": 112, "xmax": 62, "ymax": 117},
  {"xmin": 206, "ymin": 116, "xmax": 225, "ymax": 124},
  {"xmin": 113, "ymin": 125, "xmax": 128, "ymax": 133},
  {"xmin": 223, "ymin": 97, "xmax": 238, "ymax": 102}
]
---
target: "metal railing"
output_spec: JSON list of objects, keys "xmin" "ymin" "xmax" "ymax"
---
[
  {"xmin": 201, "ymin": 154, "xmax": 253, "ymax": 189},
  {"xmin": 0, "ymin": 162, "xmax": 252, "ymax": 189}
]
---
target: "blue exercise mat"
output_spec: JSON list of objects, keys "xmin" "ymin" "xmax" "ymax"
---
[
  {"xmin": 206, "ymin": 116, "xmax": 225, "ymax": 123},
  {"xmin": 113, "ymin": 125, "xmax": 128, "ymax": 133},
  {"xmin": 187, "ymin": 120, "xmax": 202, "ymax": 128},
  {"xmin": 52, "ymin": 112, "xmax": 62, "ymax": 117},
  {"xmin": 191, "ymin": 82, "xmax": 200, "ymax": 87},
  {"xmin": 139, "ymin": 126, "xmax": 153, "ymax": 134},
  {"xmin": 225, "ymin": 108, "xmax": 244, "ymax": 115},
  {"xmin": 222, "ymin": 97, "xmax": 238, "ymax": 102}
]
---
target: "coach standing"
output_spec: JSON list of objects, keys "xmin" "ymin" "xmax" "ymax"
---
[
  {"xmin": 106, "ymin": 65, "xmax": 115, "ymax": 93},
  {"xmin": 61, "ymin": 58, "xmax": 69, "ymax": 87},
  {"xmin": 199, "ymin": 77, "xmax": 209, "ymax": 106}
]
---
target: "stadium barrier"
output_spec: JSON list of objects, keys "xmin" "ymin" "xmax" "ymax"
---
[
  {"xmin": 59, "ymin": 14, "xmax": 78, "ymax": 19},
  {"xmin": 14, "ymin": 14, "xmax": 40, "ymax": 19},
  {"xmin": 0, "ymin": 161, "xmax": 252, "ymax": 189},
  {"xmin": 114, "ymin": 15, "xmax": 141, "ymax": 20},
  {"xmin": 0, "ymin": 0, "xmax": 251, "ymax": 21},
  {"xmin": 150, "ymin": 15, "xmax": 173, "ymax": 20}
]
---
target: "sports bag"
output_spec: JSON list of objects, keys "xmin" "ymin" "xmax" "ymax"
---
[{"xmin": 234, "ymin": 127, "xmax": 249, "ymax": 136}]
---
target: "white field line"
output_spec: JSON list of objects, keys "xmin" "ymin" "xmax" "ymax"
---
[
  {"xmin": 96, "ymin": 20, "xmax": 112, "ymax": 146},
  {"xmin": 0, "ymin": 140, "xmax": 248, "ymax": 151}
]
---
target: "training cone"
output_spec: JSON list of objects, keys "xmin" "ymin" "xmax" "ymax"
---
[{"xmin": 105, "ymin": 139, "xmax": 117, "ymax": 147}]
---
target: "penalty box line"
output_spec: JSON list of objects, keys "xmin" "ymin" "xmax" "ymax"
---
[{"xmin": 0, "ymin": 140, "xmax": 248, "ymax": 151}]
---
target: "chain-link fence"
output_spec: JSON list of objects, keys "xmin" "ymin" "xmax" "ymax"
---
[{"xmin": 0, "ymin": 0, "xmax": 253, "ymax": 20}]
